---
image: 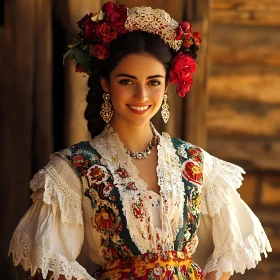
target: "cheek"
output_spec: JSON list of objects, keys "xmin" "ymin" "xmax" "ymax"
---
[
  {"xmin": 109, "ymin": 84, "xmax": 129, "ymax": 109},
  {"xmin": 152, "ymin": 87, "xmax": 165, "ymax": 101}
]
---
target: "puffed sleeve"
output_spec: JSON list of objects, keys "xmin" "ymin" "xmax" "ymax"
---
[
  {"xmin": 194, "ymin": 150, "xmax": 272, "ymax": 280},
  {"xmin": 8, "ymin": 156, "xmax": 94, "ymax": 280}
]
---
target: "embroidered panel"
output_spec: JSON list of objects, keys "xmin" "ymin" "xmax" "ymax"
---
[
  {"xmin": 93, "ymin": 251, "xmax": 205, "ymax": 280},
  {"xmin": 172, "ymin": 138, "xmax": 204, "ymax": 253}
]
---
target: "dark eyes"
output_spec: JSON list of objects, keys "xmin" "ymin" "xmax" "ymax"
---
[
  {"xmin": 149, "ymin": 80, "xmax": 161, "ymax": 86},
  {"xmin": 119, "ymin": 79, "xmax": 133, "ymax": 85},
  {"xmin": 118, "ymin": 79, "xmax": 161, "ymax": 86}
]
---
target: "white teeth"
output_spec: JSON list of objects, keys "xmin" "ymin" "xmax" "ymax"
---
[{"xmin": 129, "ymin": 105, "xmax": 149, "ymax": 111}]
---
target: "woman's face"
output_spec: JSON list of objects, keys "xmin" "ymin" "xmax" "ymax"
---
[{"xmin": 101, "ymin": 52, "xmax": 167, "ymax": 128}]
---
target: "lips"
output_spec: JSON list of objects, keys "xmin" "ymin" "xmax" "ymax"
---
[
  {"xmin": 127, "ymin": 105, "xmax": 151, "ymax": 114},
  {"xmin": 128, "ymin": 105, "xmax": 150, "ymax": 111}
]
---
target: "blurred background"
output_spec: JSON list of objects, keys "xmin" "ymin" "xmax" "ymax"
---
[{"xmin": 0, "ymin": 0, "xmax": 279, "ymax": 279}]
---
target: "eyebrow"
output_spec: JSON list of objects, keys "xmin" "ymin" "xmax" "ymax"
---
[{"xmin": 115, "ymin": 74, "xmax": 165, "ymax": 79}]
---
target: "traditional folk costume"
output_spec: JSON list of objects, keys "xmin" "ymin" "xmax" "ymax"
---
[{"xmin": 9, "ymin": 125, "xmax": 271, "ymax": 280}]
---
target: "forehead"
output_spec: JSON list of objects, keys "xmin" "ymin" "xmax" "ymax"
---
[{"xmin": 112, "ymin": 53, "xmax": 166, "ymax": 76}]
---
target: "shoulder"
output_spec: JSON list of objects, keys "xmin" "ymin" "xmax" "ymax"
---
[
  {"xmin": 170, "ymin": 136, "xmax": 245, "ymax": 182},
  {"xmin": 170, "ymin": 137, "xmax": 205, "ymax": 163},
  {"xmin": 50, "ymin": 141, "xmax": 101, "ymax": 178}
]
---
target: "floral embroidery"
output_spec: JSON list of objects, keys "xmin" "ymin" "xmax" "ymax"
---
[
  {"xmin": 71, "ymin": 154, "xmax": 89, "ymax": 175},
  {"xmin": 132, "ymin": 198, "xmax": 145, "ymax": 221},
  {"xmin": 188, "ymin": 148, "xmax": 203, "ymax": 163},
  {"xmin": 172, "ymin": 139, "xmax": 204, "ymax": 253},
  {"xmin": 51, "ymin": 142, "xmax": 99, "ymax": 179},
  {"xmin": 93, "ymin": 251, "xmax": 205, "ymax": 280},
  {"xmin": 153, "ymin": 264, "xmax": 164, "ymax": 276},
  {"xmin": 115, "ymin": 166, "xmax": 129, "ymax": 178},
  {"xmin": 88, "ymin": 164, "xmax": 110, "ymax": 184},
  {"xmin": 126, "ymin": 181, "xmax": 137, "ymax": 191},
  {"xmin": 94, "ymin": 205, "xmax": 117, "ymax": 232},
  {"xmin": 135, "ymin": 265, "xmax": 146, "ymax": 277},
  {"xmin": 182, "ymin": 161, "xmax": 203, "ymax": 185},
  {"xmin": 102, "ymin": 182, "xmax": 115, "ymax": 198}
]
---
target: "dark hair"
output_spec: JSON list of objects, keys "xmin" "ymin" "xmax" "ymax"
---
[{"xmin": 84, "ymin": 31, "xmax": 175, "ymax": 138}]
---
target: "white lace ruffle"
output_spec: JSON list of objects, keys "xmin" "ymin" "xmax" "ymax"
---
[
  {"xmin": 30, "ymin": 164, "xmax": 83, "ymax": 225},
  {"xmin": 201, "ymin": 156, "xmax": 245, "ymax": 217},
  {"xmin": 8, "ymin": 230, "xmax": 93, "ymax": 280},
  {"xmin": 203, "ymin": 226, "xmax": 272, "ymax": 280}
]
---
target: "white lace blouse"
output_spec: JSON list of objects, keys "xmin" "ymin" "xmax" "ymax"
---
[{"xmin": 8, "ymin": 126, "xmax": 272, "ymax": 280}]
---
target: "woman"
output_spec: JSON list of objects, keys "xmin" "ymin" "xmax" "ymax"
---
[{"xmin": 9, "ymin": 2, "xmax": 271, "ymax": 280}]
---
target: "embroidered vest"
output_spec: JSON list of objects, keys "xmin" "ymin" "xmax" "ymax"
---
[{"xmin": 52, "ymin": 137, "xmax": 204, "ymax": 256}]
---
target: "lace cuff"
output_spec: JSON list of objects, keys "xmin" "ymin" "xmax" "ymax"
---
[
  {"xmin": 201, "ymin": 155, "xmax": 245, "ymax": 217},
  {"xmin": 30, "ymin": 162, "xmax": 83, "ymax": 225},
  {"xmin": 203, "ymin": 226, "xmax": 272, "ymax": 280},
  {"xmin": 8, "ymin": 230, "xmax": 93, "ymax": 280}
]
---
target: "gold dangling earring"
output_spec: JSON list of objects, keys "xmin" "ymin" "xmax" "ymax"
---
[
  {"xmin": 161, "ymin": 93, "xmax": 170, "ymax": 124},
  {"xmin": 100, "ymin": 92, "xmax": 113, "ymax": 123}
]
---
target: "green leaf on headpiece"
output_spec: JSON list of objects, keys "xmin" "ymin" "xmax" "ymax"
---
[
  {"xmin": 72, "ymin": 46, "xmax": 89, "ymax": 73},
  {"xmin": 63, "ymin": 49, "xmax": 74, "ymax": 65},
  {"xmin": 68, "ymin": 41, "xmax": 81, "ymax": 49}
]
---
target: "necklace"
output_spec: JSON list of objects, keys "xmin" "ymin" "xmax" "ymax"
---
[{"xmin": 124, "ymin": 135, "xmax": 159, "ymax": 160}]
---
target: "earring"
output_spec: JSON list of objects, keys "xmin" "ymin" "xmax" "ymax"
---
[
  {"xmin": 161, "ymin": 93, "xmax": 170, "ymax": 124},
  {"xmin": 100, "ymin": 92, "xmax": 113, "ymax": 123}
]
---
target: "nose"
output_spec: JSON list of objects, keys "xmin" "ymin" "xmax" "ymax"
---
[{"xmin": 133, "ymin": 85, "xmax": 148, "ymax": 103}]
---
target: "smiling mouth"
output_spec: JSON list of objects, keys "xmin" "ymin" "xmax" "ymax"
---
[{"xmin": 127, "ymin": 105, "xmax": 151, "ymax": 111}]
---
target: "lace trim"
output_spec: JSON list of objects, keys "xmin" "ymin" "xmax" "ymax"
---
[
  {"xmin": 30, "ymin": 164, "xmax": 83, "ymax": 225},
  {"xmin": 201, "ymin": 156, "xmax": 245, "ymax": 217},
  {"xmin": 125, "ymin": 7, "xmax": 182, "ymax": 51},
  {"xmin": 203, "ymin": 226, "xmax": 272, "ymax": 280},
  {"xmin": 8, "ymin": 230, "xmax": 93, "ymax": 280},
  {"xmin": 156, "ymin": 132, "xmax": 185, "ymax": 246},
  {"xmin": 90, "ymin": 124, "xmax": 185, "ymax": 254}
]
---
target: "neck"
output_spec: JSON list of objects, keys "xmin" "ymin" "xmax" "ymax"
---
[{"xmin": 109, "ymin": 120, "xmax": 154, "ymax": 153}]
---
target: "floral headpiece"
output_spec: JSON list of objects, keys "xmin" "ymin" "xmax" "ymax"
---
[{"xmin": 64, "ymin": 1, "xmax": 201, "ymax": 97}]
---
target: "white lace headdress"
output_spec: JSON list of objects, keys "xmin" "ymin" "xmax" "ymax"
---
[{"xmin": 125, "ymin": 7, "xmax": 182, "ymax": 51}]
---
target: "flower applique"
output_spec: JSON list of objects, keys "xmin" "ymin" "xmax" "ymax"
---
[
  {"xmin": 132, "ymin": 198, "xmax": 145, "ymax": 222},
  {"xmin": 87, "ymin": 164, "xmax": 110, "ymax": 184},
  {"xmin": 182, "ymin": 160, "xmax": 203, "ymax": 186}
]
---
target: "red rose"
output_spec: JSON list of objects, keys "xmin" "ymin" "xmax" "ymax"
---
[
  {"xmin": 169, "ymin": 52, "xmax": 196, "ymax": 84},
  {"xmin": 92, "ymin": 44, "xmax": 110, "ymax": 59},
  {"xmin": 180, "ymin": 21, "xmax": 191, "ymax": 31},
  {"xmin": 103, "ymin": 31, "xmax": 117, "ymax": 43},
  {"xmin": 84, "ymin": 18, "xmax": 102, "ymax": 41},
  {"xmin": 110, "ymin": 11, "xmax": 127, "ymax": 27},
  {"xmin": 77, "ymin": 13, "xmax": 93, "ymax": 30},
  {"xmin": 177, "ymin": 81, "xmax": 192, "ymax": 97},
  {"xmin": 99, "ymin": 23, "xmax": 117, "ymax": 43},
  {"xmin": 192, "ymin": 31, "xmax": 202, "ymax": 45},
  {"xmin": 175, "ymin": 26, "xmax": 184, "ymax": 40},
  {"xmin": 105, "ymin": 4, "xmax": 127, "ymax": 30},
  {"xmin": 118, "ymin": 4, "xmax": 127, "ymax": 12},
  {"xmin": 102, "ymin": 1, "xmax": 118, "ymax": 16},
  {"xmin": 99, "ymin": 23, "xmax": 112, "ymax": 35},
  {"xmin": 75, "ymin": 64, "xmax": 84, "ymax": 73}
]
